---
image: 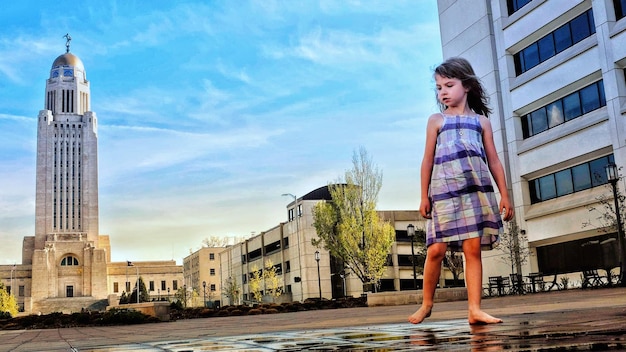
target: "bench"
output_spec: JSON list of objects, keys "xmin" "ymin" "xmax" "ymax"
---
[{"xmin": 582, "ymin": 269, "xmax": 609, "ymax": 288}]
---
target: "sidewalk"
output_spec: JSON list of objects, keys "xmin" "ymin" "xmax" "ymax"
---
[{"xmin": 2, "ymin": 287, "xmax": 626, "ymax": 351}]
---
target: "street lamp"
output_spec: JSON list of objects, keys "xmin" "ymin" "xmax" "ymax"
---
[
  {"xmin": 315, "ymin": 250, "xmax": 322, "ymax": 299},
  {"xmin": 407, "ymin": 224, "xmax": 418, "ymax": 290},
  {"xmin": 606, "ymin": 162, "xmax": 626, "ymax": 287},
  {"xmin": 203, "ymin": 281, "xmax": 207, "ymax": 308}
]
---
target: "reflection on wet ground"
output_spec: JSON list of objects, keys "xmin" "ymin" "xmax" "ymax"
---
[{"xmin": 80, "ymin": 318, "xmax": 626, "ymax": 351}]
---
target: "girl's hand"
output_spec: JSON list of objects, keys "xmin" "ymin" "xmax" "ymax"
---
[
  {"xmin": 499, "ymin": 198, "xmax": 514, "ymax": 221},
  {"xmin": 420, "ymin": 198, "xmax": 432, "ymax": 219}
]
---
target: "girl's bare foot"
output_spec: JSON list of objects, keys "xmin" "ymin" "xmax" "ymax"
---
[
  {"xmin": 408, "ymin": 305, "xmax": 432, "ymax": 324},
  {"xmin": 468, "ymin": 309, "xmax": 502, "ymax": 325}
]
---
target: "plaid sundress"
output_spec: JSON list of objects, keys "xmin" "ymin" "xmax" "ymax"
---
[{"xmin": 426, "ymin": 113, "xmax": 502, "ymax": 250}]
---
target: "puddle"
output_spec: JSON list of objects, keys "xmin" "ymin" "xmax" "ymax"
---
[{"xmin": 78, "ymin": 320, "xmax": 626, "ymax": 351}]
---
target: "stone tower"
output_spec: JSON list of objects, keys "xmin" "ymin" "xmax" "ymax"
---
[{"xmin": 22, "ymin": 36, "xmax": 110, "ymax": 313}]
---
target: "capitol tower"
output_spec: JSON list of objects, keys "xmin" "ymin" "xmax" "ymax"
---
[{"xmin": 23, "ymin": 35, "xmax": 110, "ymax": 313}]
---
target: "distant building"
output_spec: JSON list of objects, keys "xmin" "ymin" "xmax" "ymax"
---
[
  {"xmin": 107, "ymin": 261, "xmax": 182, "ymax": 303},
  {"xmin": 219, "ymin": 185, "xmax": 428, "ymax": 304},
  {"xmin": 436, "ymin": 0, "xmax": 626, "ymax": 279},
  {"xmin": 183, "ymin": 247, "xmax": 226, "ymax": 307},
  {"xmin": 0, "ymin": 39, "xmax": 182, "ymax": 315}
]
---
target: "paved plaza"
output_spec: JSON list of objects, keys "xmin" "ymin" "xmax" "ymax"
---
[{"xmin": 2, "ymin": 287, "xmax": 626, "ymax": 351}]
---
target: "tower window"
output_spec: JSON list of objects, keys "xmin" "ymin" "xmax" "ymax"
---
[{"xmin": 60, "ymin": 255, "xmax": 79, "ymax": 266}]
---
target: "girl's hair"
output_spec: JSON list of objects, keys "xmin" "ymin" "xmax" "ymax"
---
[{"xmin": 434, "ymin": 57, "xmax": 492, "ymax": 117}]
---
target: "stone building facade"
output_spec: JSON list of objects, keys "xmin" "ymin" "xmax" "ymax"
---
[
  {"xmin": 183, "ymin": 247, "xmax": 226, "ymax": 307},
  {"xmin": 0, "ymin": 42, "xmax": 182, "ymax": 315}
]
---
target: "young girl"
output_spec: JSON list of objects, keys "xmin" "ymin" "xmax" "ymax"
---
[{"xmin": 408, "ymin": 57, "xmax": 514, "ymax": 325}]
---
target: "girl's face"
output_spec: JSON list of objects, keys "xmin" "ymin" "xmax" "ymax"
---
[{"xmin": 435, "ymin": 74, "xmax": 467, "ymax": 109}]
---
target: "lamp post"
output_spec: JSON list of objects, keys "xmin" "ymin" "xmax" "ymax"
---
[
  {"xmin": 315, "ymin": 250, "xmax": 321, "ymax": 299},
  {"xmin": 606, "ymin": 162, "xmax": 626, "ymax": 287},
  {"xmin": 407, "ymin": 224, "xmax": 418, "ymax": 290},
  {"xmin": 183, "ymin": 285, "xmax": 187, "ymax": 308},
  {"xmin": 203, "ymin": 281, "xmax": 207, "ymax": 308},
  {"xmin": 127, "ymin": 261, "xmax": 139, "ymax": 303}
]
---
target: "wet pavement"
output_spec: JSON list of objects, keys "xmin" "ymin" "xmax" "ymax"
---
[{"xmin": 2, "ymin": 287, "xmax": 626, "ymax": 351}]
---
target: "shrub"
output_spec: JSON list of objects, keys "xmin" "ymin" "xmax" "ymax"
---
[{"xmin": 97, "ymin": 309, "xmax": 151, "ymax": 325}]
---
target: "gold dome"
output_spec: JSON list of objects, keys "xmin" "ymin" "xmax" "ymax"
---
[{"xmin": 51, "ymin": 53, "xmax": 84, "ymax": 71}]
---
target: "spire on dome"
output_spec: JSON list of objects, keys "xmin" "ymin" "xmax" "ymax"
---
[{"xmin": 63, "ymin": 33, "xmax": 72, "ymax": 53}]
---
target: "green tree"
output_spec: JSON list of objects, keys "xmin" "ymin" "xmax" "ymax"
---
[
  {"xmin": 174, "ymin": 286, "xmax": 189, "ymax": 308},
  {"xmin": 128, "ymin": 277, "xmax": 150, "ymax": 304},
  {"xmin": 118, "ymin": 291, "xmax": 128, "ymax": 304},
  {"xmin": 222, "ymin": 276, "xmax": 241, "ymax": 305},
  {"xmin": 312, "ymin": 147, "xmax": 395, "ymax": 291},
  {"xmin": 410, "ymin": 226, "xmax": 428, "ymax": 277},
  {"xmin": 263, "ymin": 259, "xmax": 283, "ymax": 302},
  {"xmin": 0, "ymin": 283, "xmax": 18, "ymax": 318},
  {"xmin": 248, "ymin": 265, "xmax": 263, "ymax": 302}
]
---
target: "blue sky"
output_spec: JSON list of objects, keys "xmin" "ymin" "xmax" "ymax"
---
[{"xmin": 0, "ymin": 1, "xmax": 442, "ymax": 264}]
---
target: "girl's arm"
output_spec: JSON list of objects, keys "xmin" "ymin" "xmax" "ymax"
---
[
  {"xmin": 480, "ymin": 116, "xmax": 514, "ymax": 221},
  {"xmin": 420, "ymin": 114, "xmax": 442, "ymax": 219}
]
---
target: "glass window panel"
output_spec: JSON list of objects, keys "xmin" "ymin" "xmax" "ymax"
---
[
  {"xmin": 554, "ymin": 25, "xmax": 573, "ymax": 53},
  {"xmin": 547, "ymin": 100, "xmax": 564, "ymax": 128},
  {"xmin": 530, "ymin": 108, "xmax": 548, "ymax": 135},
  {"xmin": 617, "ymin": 0, "xmax": 626, "ymax": 20},
  {"xmin": 555, "ymin": 169, "xmax": 574, "ymax": 196},
  {"xmin": 590, "ymin": 158, "xmax": 609, "ymax": 186},
  {"xmin": 522, "ymin": 114, "xmax": 531, "ymax": 138},
  {"xmin": 598, "ymin": 81, "xmax": 606, "ymax": 106},
  {"xmin": 572, "ymin": 164, "xmax": 592, "ymax": 191},
  {"xmin": 571, "ymin": 12, "xmax": 592, "ymax": 44},
  {"xmin": 514, "ymin": 54, "xmax": 523, "ymax": 75},
  {"xmin": 539, "ymin": 175, "xmax": 557, "ymax": 200},
  {"xmin": 528, "ymin": 179, "xmax": 541, "ymax": 203},
  {"xmin": 562, "ymin": 92, "xmax": 582, "ymax": 121},
  {"xmin": 538, "ymin": 35, "xmax": 556, "ymax": 62},
  {"xmin": 580, "ymin": 84, "xmax": 600, "ymax": 114},
  {"xmin": 522, "ymin": 43, "xmax": 540, "ymax": 71}
]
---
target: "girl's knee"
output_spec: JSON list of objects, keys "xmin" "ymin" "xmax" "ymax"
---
[{"xmin": 427, "ymin": 243, "xmax": 448, "ymax": 260}]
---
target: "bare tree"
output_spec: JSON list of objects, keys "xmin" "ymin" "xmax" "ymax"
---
[
  {"xmin": 497, "ymin": 220, "xmax": 529, "ymax": 276},
  {"xmin": 202, "ymin": 236, "xmax": 230, "ymax": 247},
  {"xmin": 222, "ymin": 276, "xmax": 241, "ymax": 306},
  {"xmin": 582, "ymin": 182, "xmax": 626, "ymax": 235},
  {"xmin": 444, "ymin": 249, "xmax": 464, "ymax": 287}
]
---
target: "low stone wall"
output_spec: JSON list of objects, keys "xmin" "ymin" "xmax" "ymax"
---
[
  {"xmin": 366, "ymin": 288, "xmax": 468, "ymax": 307},
  {"xmin": 109, "ymin": 301, "xmax": 171, "ymax": 321}
]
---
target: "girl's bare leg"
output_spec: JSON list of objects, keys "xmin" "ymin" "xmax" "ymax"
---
[
  {"xmin": 408, "ymin": 243, "xmax": 447, "ymax": 324},
  {"xmin": 463, "ymin": 238, "xmax": 502, "ymax": 324}
]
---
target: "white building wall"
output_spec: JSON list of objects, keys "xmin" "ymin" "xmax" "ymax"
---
[{"xmin": 438, "ymin": 0, "xmax": 626, "ymax": 277}]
